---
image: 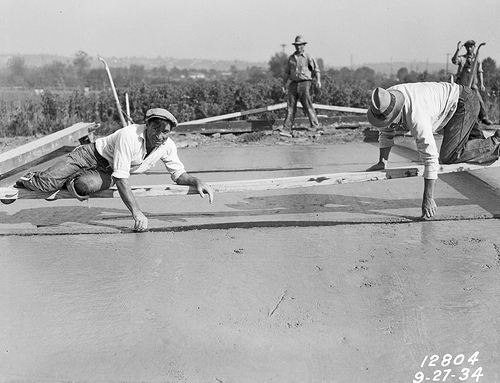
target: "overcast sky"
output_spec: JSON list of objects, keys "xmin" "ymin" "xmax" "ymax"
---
[{"xmin": 2, "ymin": 0, "xmax": 499, "ymax": 68}]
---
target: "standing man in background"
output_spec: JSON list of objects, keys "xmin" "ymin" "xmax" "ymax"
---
[
  {"xmin": 280, "ymin": 35, "xmax": 322, "ymax": 132},
  {"xmin": 451, "ymin": 39, "xmax": 493, "ymax": 125}
]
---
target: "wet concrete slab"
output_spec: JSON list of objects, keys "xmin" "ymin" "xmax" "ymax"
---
[
  {"xmin": 1, "ymin": 221, "xmax": 499, "ymax": 382},
  {"xmin": 1, "ymin": 139, "xmax": 500, "ymax": 382}
]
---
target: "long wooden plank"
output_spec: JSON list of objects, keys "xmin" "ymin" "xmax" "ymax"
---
[
  {"xmin": 0, "ymin": 168, "xmax": 416, "ymax": 201},
  {"xmin": 178, "ymin": 103, "xmax": 367, "ymax": 127},
  {"xmin": 177, "ymin": 120, "xmax": 275, "ymax": 134},
  {"xmin": 177, "ymin": 116, "xmax": 368, "ymax": 134},
  {"xmin": 3, "ymin": 160, "xmax": 499, "ymax": 201},
  {"xmin": 312, "ymin": 104, "xmax": 367, "ymax": 114},
  {"xmin": 0, "ymin": 122, "xmax": 98, "ymax": 177},
  {"xmin": 178, "ymin": 103, "xmax": 287, "ymax": 125}
]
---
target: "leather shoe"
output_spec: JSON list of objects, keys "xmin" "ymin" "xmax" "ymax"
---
[
  {"xmin": 15, "ymin": 172, "xmax": 35, "ymax": 188},
  {"xmin": 492, "ymin": 129, "xmax": 500, "ymax": 144}
]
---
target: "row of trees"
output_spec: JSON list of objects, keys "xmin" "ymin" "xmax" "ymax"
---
[
  {"xmin": 3, "ymin": 50, "xmax": 500, "ymax": 93},
  {"xmin": 1, "ymin": 51, "xmax": 272, "ymax": 89},
  {"xmin": 0, "ymin": 50, "xmax": 472, "ymax": 89}
]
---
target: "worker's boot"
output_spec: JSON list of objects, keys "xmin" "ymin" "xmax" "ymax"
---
[
  {"xmin": 492, "ymin": 129, "xmax": 500, "ymax": 145},
  {"xmin": 15, "ymin": 172, "xmax": 38, "ymax": 190}
]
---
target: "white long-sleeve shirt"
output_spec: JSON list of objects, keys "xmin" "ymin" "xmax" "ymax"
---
[
  {"xmin": 378, "ymin": 82, "xmax": 460, "ymax": 179},
  {"xmin": 95, "ymin": 124, "xmax": 186, "ymax": 180}
]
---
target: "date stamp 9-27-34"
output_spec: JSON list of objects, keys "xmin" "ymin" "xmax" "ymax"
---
[{"xmin": 412, "ymin": 351, "xmax": 483, "ymax": 382}]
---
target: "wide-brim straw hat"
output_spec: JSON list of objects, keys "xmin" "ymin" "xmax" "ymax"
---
[
  {"xmin": 366, "ymin": 87, "xmax": 405, "ymax": 128},
  {"xmin": 292, "ymin": 35, "xmax": 307, "ymax": 45}
]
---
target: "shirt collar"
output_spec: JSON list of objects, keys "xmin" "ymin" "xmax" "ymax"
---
[
  {"xmin": 138, "ymin": 124, "xmax": 147, "ymax": 139},
  {"xmin": 138, "ymin": 124, "xmax": 148, "ymax": 152}
]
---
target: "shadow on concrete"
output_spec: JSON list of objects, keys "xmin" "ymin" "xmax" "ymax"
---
[
  {"xmin": 1, "ymin": 190, "xmax": 499, "ymax": 235},
  {"xmin": 2, "ymin": 170, "xmax": 500, "ymax": 234},
  {"xmin": 101, "ymin": 193, "xmax": 484, "ymax": 222},
  {"xmin": 439, "ymin": 172, "xmax": 500, "ymax": 214}
]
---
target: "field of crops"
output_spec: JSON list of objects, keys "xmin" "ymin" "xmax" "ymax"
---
[
  {"xmin": 1, "ymin": 76, "xmax": 498, "ymax": 139},
  {"xmin": 0, "ymin": 77, "xmax": 373, "ymax": 137}
]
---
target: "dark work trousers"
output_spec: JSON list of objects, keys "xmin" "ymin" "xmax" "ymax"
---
[
  {"xmin": 283, "ymin": 80, "xmax": 319, "ymax": 129},
  {"xmin": 440, "ymin": 86, "xmax": 500, "ymax": 164},
  {"xmin": 473, "ymin": 87, "xmax": 489, "ymax": 121},
  {"xmin": 22, "ymin": 143, "xmax": 114, "ymax": 195}
]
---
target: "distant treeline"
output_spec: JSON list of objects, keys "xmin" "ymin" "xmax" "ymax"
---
[{"xmin": 0, "ymin": 51, "xmax": 499, "ymax": 137}]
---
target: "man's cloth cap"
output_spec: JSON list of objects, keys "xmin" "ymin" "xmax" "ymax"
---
[
  {"xmin": 366, "ymin": 87, "xmax": 405, "ymax": 128},
  {"xmin": 464, "ymin": 40, "xmax": 476, "ymax": 47},
  {"xmin": 292, "ymin": 35, "xmax": 307, "ymax": 45},
  {"xmin": 145, "ymin": 108, "xmax": 178, "ymax": 127}
]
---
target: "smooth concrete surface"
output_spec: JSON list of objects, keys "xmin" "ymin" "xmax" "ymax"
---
[{"xmin": 1, "ymin": 139, "xmax": 500, "ymax": 382}]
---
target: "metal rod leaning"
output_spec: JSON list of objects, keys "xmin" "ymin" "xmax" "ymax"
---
[{"xmin": 99, "ymin": 57, "xmax": 128, "ymax": 127}]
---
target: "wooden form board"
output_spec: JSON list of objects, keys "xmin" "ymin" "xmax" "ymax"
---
[
  {"xmin": 2, "ymin": 160, "xmax": 499, "ymax": 201},
  {"xmin": 178, "ymin": 103, "xmax": 367, "ymax": 126},
  {"xmin": 0, "ymin": 122, "xmax": 98, "ymax": 177},
  {"xmin": 178, "ymin": 103, "xmax": 288, "ymax": 126},
  {"xmin": 177, "ymin": 116, "xmax": 368, "ymax": 134}
]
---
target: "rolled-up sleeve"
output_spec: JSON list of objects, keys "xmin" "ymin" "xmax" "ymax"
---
[
  {"xmin": 161, "ymin": 143, "xmax": 186, "ymax": 182},
  {"xmin": 410, "ymin": 120, "xmax": 439, "ymax": 180},
  {"xmin": 284, "ymin": 57, "xmax": 291, "ymax": 77},
  {"xmin": 111, "ymin": 130, "xmax": 135, "ymax": 179},
  {"xmin": 309, "ymin": 56, "xmax": 320, "ymax": 75}
]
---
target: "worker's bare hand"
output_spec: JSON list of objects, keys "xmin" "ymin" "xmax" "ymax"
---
[
  {"xmin": 133, "ymin": 211, "xmax": 148, "ymax": 232},
  {"xmin": 196, "ymin": 181, "xmax": 214, "ymax": 204},
  {"xmin": 421, "ymin": 197, "xmax": 437, "ymax": 219},
  {"xmin": 315, "ymin": 80, "xmax": 322, "ymax": 90},
  {"xmin": 366, "ymin": 161, "xmax": 386, "ymax": 171}
]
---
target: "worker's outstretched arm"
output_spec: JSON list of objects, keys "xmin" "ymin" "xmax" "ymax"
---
[
  {"xmin": 114, "ymin": 177, "xmax": 148, "ymax": 231},
  {"xmin": 421, "ymin": 178, "xmax": 437, "ymax": 218},
  {"xmin": 175, "ymin": 172, "xmax": 214, "ymax": 204}
]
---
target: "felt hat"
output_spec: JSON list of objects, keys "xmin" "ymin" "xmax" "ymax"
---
[
  {"xmin": 366, "ymin": 87, "xmax": 405, "ymax": 128},
  {"xmin": 464, "ymin": 40, "xmax": 476, "ymax": 47},
  {"xmin": 292, "ymin": 35, "xmax": 307, "ymax": 45},
  {"xmin": 145, "ymin": 108, "xmax": 178, "ymax": 127}
]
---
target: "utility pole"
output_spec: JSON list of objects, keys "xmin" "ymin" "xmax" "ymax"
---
[
  {"xmin": 281, "ymin": 44, "xmax": 286, "ymax": 54},
  {"xmin": 446, "ymin": 53, "xmax": 450, "ymax": 74}
]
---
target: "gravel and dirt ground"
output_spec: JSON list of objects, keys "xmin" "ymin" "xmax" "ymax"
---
[
  {"xmin": 0, "ymin": 123, "xmax": 374, "ymax": 154},
  {"xmin": 1, "ymin": 125, "xmax": 499, "ymax": 383}
]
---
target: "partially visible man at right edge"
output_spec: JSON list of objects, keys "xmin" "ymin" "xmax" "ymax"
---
[
  {"xmin": 366, "ymin": 82, "xmax": 500, "ymax": 219},
  {"xmin": 280, "ymin": 35, "xmax": 322, "ymax": 132},
  {"xmin": 451, "ymin": 39, "xmax": 493, "ymax": 125}
]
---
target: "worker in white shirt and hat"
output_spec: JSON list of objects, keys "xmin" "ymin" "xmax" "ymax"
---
[
  {"xmin": 366, "ymin": 82, "xmax": 500, "ymax": 218},
  {"xmin": 16, "ymin": 108, "xmax": 214, "ymax": 231}
]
